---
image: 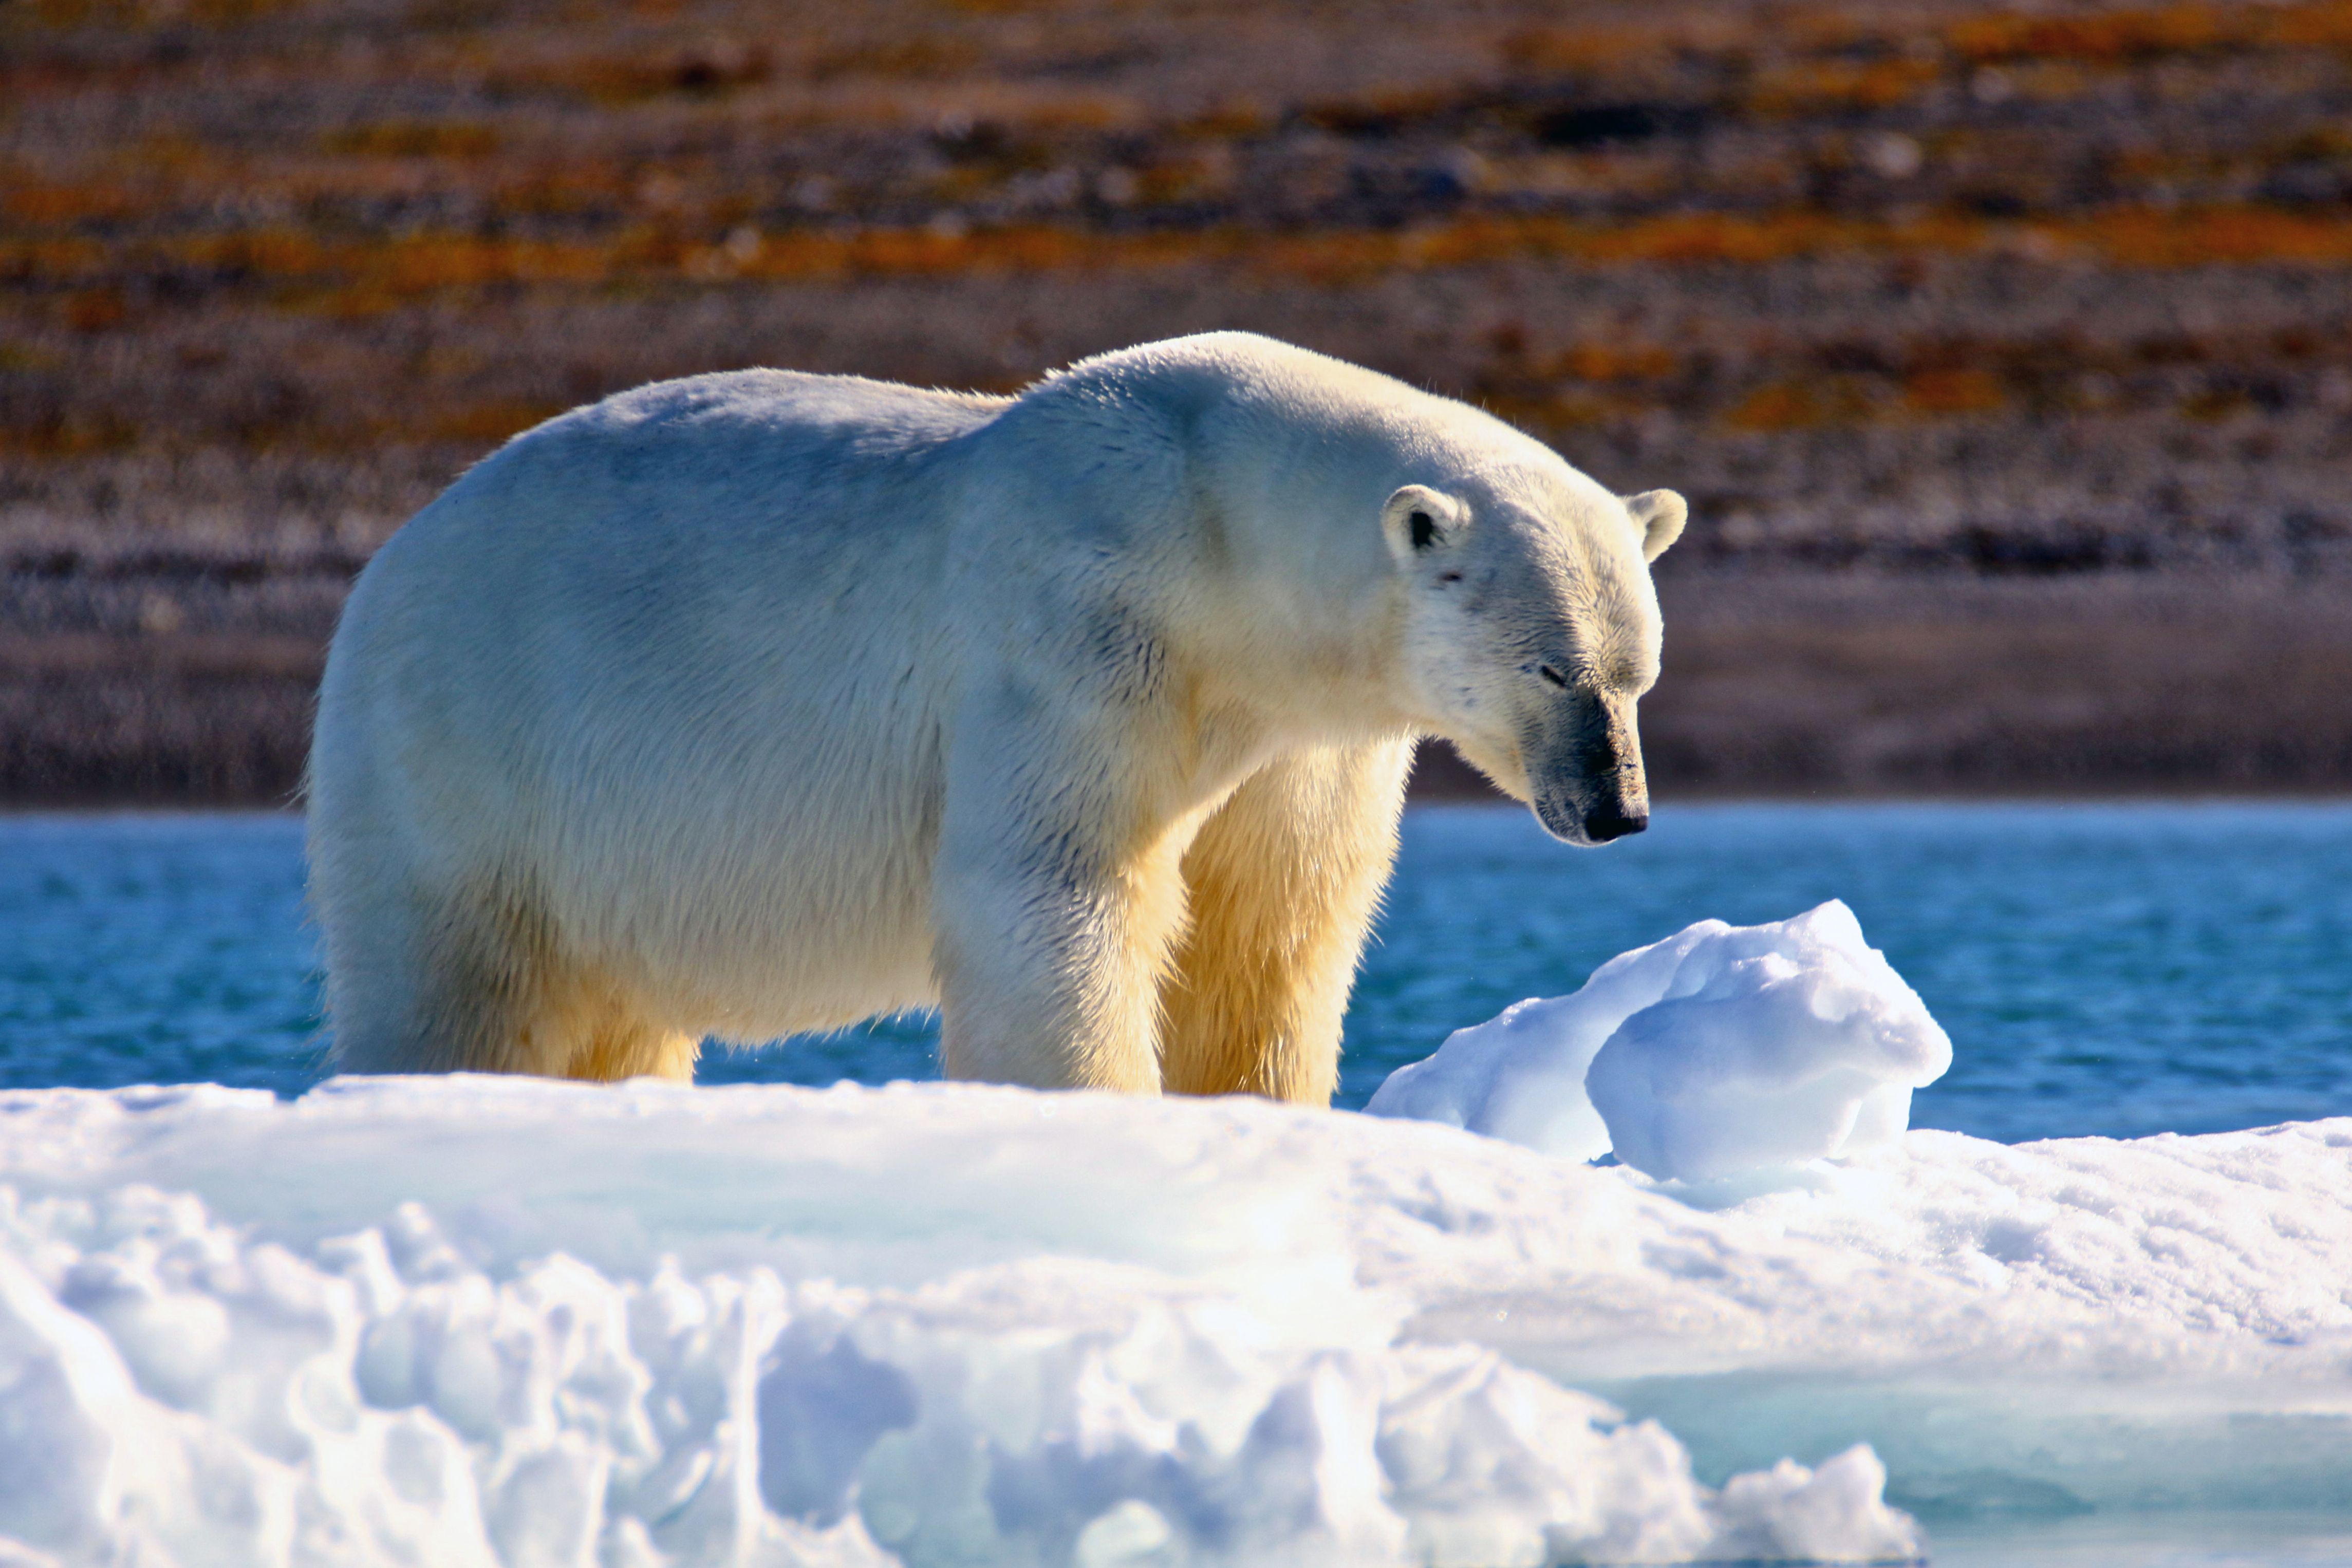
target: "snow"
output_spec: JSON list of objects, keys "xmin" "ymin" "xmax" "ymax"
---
[
  {"xmin": 0, "ymin": 1079, "xmax": 1927, "ymax": 1568},
  {"xmin": 1367, "ymin": 902, "xmax": 1953, "ymax": 1179},
  {"xmin": 2, "ymin": 1078, "xmax": 2349, "ymax": 1566}
]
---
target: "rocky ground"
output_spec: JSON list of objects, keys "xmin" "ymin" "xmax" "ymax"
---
[{"xmin": 7, "ymin": 0, "xmax": 2352, "ymax": 800}]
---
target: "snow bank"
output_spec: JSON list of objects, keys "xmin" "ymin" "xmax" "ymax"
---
[
  {"xmin": 1367, "ymin": 902, "xmax": 1952, "ymax": 1179},
  {"xmin": 0, "ymin": 1080, "xmax": 1926, "ymax": 1568},
  {"xmin": 2, "ymin": 1079, "xmax": 2349, "ymax": 1567}
]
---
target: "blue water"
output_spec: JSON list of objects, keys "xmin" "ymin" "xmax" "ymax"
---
[{"xmin": 3, "ymin": 803, "xmax": 2349, "ymax": 1143}]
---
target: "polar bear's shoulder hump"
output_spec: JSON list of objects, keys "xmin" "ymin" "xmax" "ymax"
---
[{"xmin": 549, "ymin": 367, "xmax": 1010, "ymax": 445}]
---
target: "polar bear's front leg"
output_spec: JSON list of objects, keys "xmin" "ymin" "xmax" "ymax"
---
[
  {"xmin": 1159, "ymin": 738, "xmax": 1415, "ymax": 1104},
  {"xmin": 930, "ymin": 700, "xmax": 1193, "ymax": 1094}
]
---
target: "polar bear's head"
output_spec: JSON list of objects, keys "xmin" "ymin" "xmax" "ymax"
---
[{"xmin": 1382, "ymin": 474, "xmax": 1685, "ymax": 847}]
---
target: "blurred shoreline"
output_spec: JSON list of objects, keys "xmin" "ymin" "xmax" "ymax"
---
[
  {"xmin": 10, "ymin": 558, "xmax": 2351, "ymax": 805},
  {"xmin": 8, "ymin": 0, "xmax": 2352, "ymax": 802}
]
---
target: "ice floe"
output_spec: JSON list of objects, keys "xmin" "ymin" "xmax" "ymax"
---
[
  {"xmin": 1367, "ymin": 901, "xmax": 1952, "ymax": 1179},
  {"xmin": 0, "ymin": 1075, "xmax": 2347, "ymax": 1565}
]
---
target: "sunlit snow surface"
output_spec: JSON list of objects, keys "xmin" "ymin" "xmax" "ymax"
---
[{"xmin": 3, "ymin": 1079, "xmax": 2349, "ymax": 1566}]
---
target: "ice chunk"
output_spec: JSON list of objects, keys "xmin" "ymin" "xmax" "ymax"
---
[
  {"xmin": 1369, "ymin": 901, "xmax": 1952, "ymax": 1181},
  {"xmin": 1709, "ymin": 1446, "xmax": 1923, "ymax": 1566},
  {"xmin": 1364, "ymin": 916, "xmax": 1726, "ymax": 1159},
  {"xmin": 1586, "ymin": 901, "xmax": 1952, "ymax": 1181}
]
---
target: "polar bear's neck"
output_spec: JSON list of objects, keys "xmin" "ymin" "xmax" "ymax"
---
[{"xmin": 1004, "ymin": 334, "xmax": 1613, "ymax": 744}]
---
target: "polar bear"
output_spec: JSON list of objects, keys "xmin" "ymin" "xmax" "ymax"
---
[{"xmin": 307, "ymin": 332, "xmax": 1685, "ymax": 1102}]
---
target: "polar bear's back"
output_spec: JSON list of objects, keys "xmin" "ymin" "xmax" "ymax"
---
[
  {"xmin": 313, "ymin": 369, "xmax": 1012, "ymax": 1032},
  {"xmin": 329, "ymin": 367, "xmax": 1006, "ymax": 793}
]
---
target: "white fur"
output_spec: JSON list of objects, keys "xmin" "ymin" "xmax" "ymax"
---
[{"xmin": 307, "ymin": 332, "xmax": 1682, "ymax": 1098}]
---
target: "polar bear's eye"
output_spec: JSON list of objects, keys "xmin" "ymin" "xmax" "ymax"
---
[
  {"xmin": 1538, "ymin": 664, "xmax": 1569, "ymax": 688},
  {"xmin": 1409, "ymin": 510, "xmax": 1439, "ymax": 550}
]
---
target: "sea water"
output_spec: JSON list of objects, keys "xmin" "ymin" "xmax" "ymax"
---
[{"xmin": 5, "ymin": 802, "xmax": 2350, "ymax": 1142}]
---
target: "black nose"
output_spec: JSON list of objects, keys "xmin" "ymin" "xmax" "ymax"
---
[{"xmin": 1583, "ymin": 804, "xmax": 1648, "ymax": 843}]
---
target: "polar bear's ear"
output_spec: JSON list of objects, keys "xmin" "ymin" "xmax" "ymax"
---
[
  {"xmin": 1382, "ymin": 485, "xmax": 1464, "ymax": 564},
  {"xmin": 1622, "ymin": 490, "xmax": 1688, "ymax": 562}
]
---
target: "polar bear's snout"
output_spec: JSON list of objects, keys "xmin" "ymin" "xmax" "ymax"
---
[
  {"xmin": 1527, "ymin": 688, "xmax": 1651, "ymax": 847},
  {"xmin": 1579, "ymin": 791, "xmax": 1649, "ymax": 844}
]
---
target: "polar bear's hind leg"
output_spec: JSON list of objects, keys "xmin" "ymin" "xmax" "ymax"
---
[
  {"xmin": 546, "ymin": 986, "xmax": 700, "ymax": 1082},
  {"xmin": 322, "ymin": 869, "xmax": 697, "ymax": 1081}
]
